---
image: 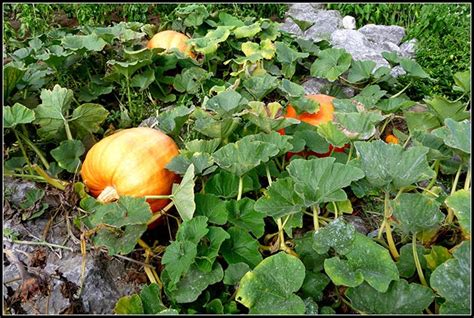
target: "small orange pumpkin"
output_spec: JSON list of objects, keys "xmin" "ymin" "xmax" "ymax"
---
[
  {"xmin": 280, "ymin": 94, "xmax": 348, "ymax": 158},
  {"xmin": 385, "ymin": 134, "xmax": 399, "ymax": 144},
  {"xmin": 81, "ymin": 127, "xmax": 179, "ymax": 212},
  {"xmin": 147, "ymin": 30, "xmax": 195, "ymax": 59}
]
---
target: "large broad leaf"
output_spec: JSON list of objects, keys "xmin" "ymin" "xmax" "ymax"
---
[
  {"xmin": 404, "ymin": 110, "xmax": 441, "ymax": 134},
  {"xmin": 220, "ymin": 227, "xmax": 262, "ymax": 268},
  {"xmin": 345, "ymin": 280, "xmax": 434, "ymax": 314},
  {"xmin": 334, "ymin": 111, "xmax": 386, "ymax": 140},
  {"xmin": 188, "ymin": 26, "xmax": 232, "ymax": 55},
  {"xmin": 204, "ymin": 170, "xmax": 260, "ymax": 199},
  {"xmin": 163, "ymin": 262, "xmax": 223, "ymax": 304},
  {"xmin": 396, "ymin": 244, "xmax": 428, "ymax": 278},
  {"xmin": 354, "ymin": 140, "xmax": 435, "ymax": 189},
  {"xmin": 452, "ymin": 70, "xmax": 470, "ymax": 94},
  {"xmin": 310, "ymin": 48, "xmax": 352, "ymax": 82},
  {"xmin": 3, "ymin": 103, "xmax": 35, "ymax": 128},
  {"xmin": 235, "ymin": 252, "xmax": 306, "ymax": 314},
  {"xmin": 194, "ymin": 193, "xmax": 228, "ymax": 225},
  {"xmin": 85, "ymin": 196, "xmax": 152, "ymax": 255},
  {"xmin": 233, "ymin": 22, "xmax": 262, "ymax": 39},
  {"xmin": 194, "ymin": 115, "xmax": 240, "ymax": 139},
  {"xmin": 69, "ymin": 103, "xmax": 109, "ymax": 139},
  {"xmin": 161, "ymin": 216, "xmax": 209, "ymax": 286},
  {"xmin": 244, "ymin": 131, "xmax": 293, "ymax": 156},
  {"xmin": 196, "ymin": 226, "xmax": 230, "ymax": 272},
  {"xmin": 158, "ymin": 105, "xmax": 194, "ymax": 135},
  {"xmin": 243, "ymin": 101, "xmax": 299, "ymax": 133},
  {"xmin": 445, "ymin": 189, "xmax": 471, "ymax": 236},
  {"xmin": 313, "ymin": 217, "xmax": 356, "ymax": 255},
  {"xmin": 286, "ymin": 157, "xmax": 365, "ymax": 207},
  {"xmin": 62, "ymin": 33, "xmax": 108, "ymax": 51},
  {"xmin": 254, "ymin": 177, "xmax": 305, "ymax": 219},
  {"xmin": 226, "ymin": 198, "xmax": 265, "ymax": 238},
  {"xmin": 106, "ymin": 59, "xmax": 152, "ymax": 80},
  {"xmin": 50, "ymin": 139, "xmax": 85, "ymax": 173},
  {"xmin": 213, "ymin": 137, "xmax": 279, "ymax": 177},
  {"xmin": 346, "ymin": 60, "xmax": 376, "ymax": 83},
  {"xmin": 323, "ymin": 232, "xmax": 399, "ymax": 292},
  {"xmin": 242, "ymin": 73, "xmax": 279, "ymax": 101},
  {"xmin": 353, "ymin": 85, "xmax": 386, "ymax": 108},
  {"xmin": 430, "ymin": 241, "xmax": 471, "ymax": 314},
  {"xmin": 425, "ymin": 95, "xmax": 470, "ymax": 122},
  {"xmin": 34, "ymin": 84, "xmax": 73, "ymax": 140},
  {"xmin": 115, "ymin": 283, "xmax": 167, "ymax": 314},
  {"xmin": 204, "ymin": 90, "xmax": 248, "ymax": 117},
  {"xmin": 391, "ymin": 193, "xmax": 444, "ymax": 234},
  {"xmin": 223, "ymin": 262, "xmax": 250, "ymax": 285},
  {"xmin": 316, "ymin": 121, "xmax": 351, "ymax": 147},
  {"xmin": 171, "ymin": 164, "xmax": 196, "ymax": 221},
  {"xmin": 173, "ymin": 67, "xmax": 211, "ymax": 94},
  {"xmin": 174, "ymin": 4, "xmax": 209, "ymax": 27},
  {"xmin": 431, "ymin": 118, "xmax": 471, "ymax": 154},
  {"xmin": 424, "ymin": 245, "xmax": 452, "ymax": 271},
  {"xmin": 4, "ymin": 61, "xmax": 26, "ymax": 98},
  {"xmin": 399, "ymin": 58, "xmax": 430, "ymax": 79}
]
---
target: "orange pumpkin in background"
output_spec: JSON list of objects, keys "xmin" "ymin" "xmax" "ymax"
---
[
  {"xmin": 147, "ymin": 30, "xmax": 195, "ymax": 59},
  {"xmin": 81, "ymin": 127, "xmax": 179, "ymax": 213},
  {"xmin": 385, "ymin": 134, "xmax": 399, "ymax": 144},
  {"xmin": 280, "ymin": 94, "xmax": 349, "ymax": 158}
]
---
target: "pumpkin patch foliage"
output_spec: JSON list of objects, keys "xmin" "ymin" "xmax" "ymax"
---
[{"xmin": 3, "ymin": 4, "xmax": 471, "ymax": 315}]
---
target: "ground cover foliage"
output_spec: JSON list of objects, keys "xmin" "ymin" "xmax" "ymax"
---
[{"xmin": 3, "ymin": 4, "xmax": 471, "ymax": 315}]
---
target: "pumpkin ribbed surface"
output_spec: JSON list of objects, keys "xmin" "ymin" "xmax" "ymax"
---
[
  {"xmin": 147, "ymin": 30, "xmax": 195, "ymax": 58},
  {"xmin": 284, "ymin": 94, "xmax": 335, "ymax": 126},
  {"xmin": 81, "ymin": 127, "xmax": 179, "ymax": 212}
]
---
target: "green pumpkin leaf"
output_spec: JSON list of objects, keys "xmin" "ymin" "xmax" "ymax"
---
[
  {"xmin": 3, "ymin": 103, "xmax": 35, "ymax": 128},
  {"xmin": 62, "ymin": 33, "xmax": 108, "ymax": 51},
  {"xmin": 346, "ymin": 280, "xmax": 434, "ymax": 314},
  {"xmin": 233, "ymin": 22, "xmax": 261, "ymax": 39},
  {"xmin": 140, "ymin": 283, "xmax": 166, "ymax": 314},
  {"xmin": 396, "ymin": 243, "xmax": 429, "ymax": 278},
  {"xmin": 204, "ymin": 90, "xmax": 248, "ymax": 117},
  {"xmin": 354, "ymin": 140, "xmax": 435, "ymax": 189},
  {"xmin": 86, "ymin": 196, "xmax": 152, "ymax": 255},
  {"xmin": 287, "ymin": 157, "xmax": 365, "ymax": 207},
  {"xmin": 131, "ymin": 68, "xmax": 155, "ymax": 91},
  {"xmin": 243, "ymin": 73, "xmax": 279, "ymax": 101},
  {"xmin": 221, "ymin": 226, "xmax": 262, "ymax": 268},
  {"xmin": 300, "ymin": 271, "xmax": 331, "ymax": 302},
  {"xmin": 163, "ymin": 263, "xmax": 223, "ymax": 304},
  {"xmin": 173, "ymin": 67, "xmax": 211, "ymax": 94},
  {"xmin": 425, "ymin": 95, "xmax": 470, "ymax": 122},
  {"xmin": 196, "ymin": 226, "xmax": 230, "ymax": 272},
  {"xmin": 424, "ymin": 245, "xmax": 452, "ymax": 271},
  {"xmin": 452, "ymin": 70, "xmax": 470, "ymax": 94},
  {"xmin": 226, "ymin": 198, "xmax": 265, "ymax": 238},
  {"xmin": 69, "ymin": 103, "xmax": 109, "ymax": 139},
  {"xmin": 313, "ymin": 217, "xmax": 356, "ymax": 254},
  {"xmin": 430, "ymin": 241, "xmax": 471, "ymax": 314},
  {"xmin": 317, "ymin": 121, "xmax": 351, "ymax": 147},
  {"xmin": 391, "ymin": 193, "xmax": 444, "ymax": 234},
  {"xmin": 399, "ymin": 58, "xmax": 430, "ymax": 79},
  {"xmin": 254, "ymin": 177, "xmax": 305, "ymax": 219},
  {"xmin": 204, "ymin": 170, "xmax": 259, "ymax": 199},
  {"xmin": 158, "ymin": 105, "xmax": 194, "ymax": 135},
  {"xmin": 171, "ymin": 164, "xmax": 196, "ymax": 221},
  {"xmin": 223, "ymin": 262, "xmax": 250, "ymax": 285},
  {"xmin": 4, "ymin": 62, "xmax": 26, "ymax": 98},
  {"xmin": 431, "ymin": 118, "xmax": 471, "ymax": 154},
  {"xmin": 346, "ymin": 60, "xmax": 376, "ymax": 83},
  {"xmin": 188, "ymin": 26, "xmax": 232, "ymax": 55},
  {"xmin": 114, "ymin": 294, "xmax": 144, "ymax": 314},
  {"xmin": 34, "ymin": 84, "xmax": 73, "ymax": 140},
  {"xmin": 50, "ymin": 139, "xmax": 85, "ymax": 173},
  {"xmin": 310, "ymin": 48, "xmax": 352, "ymax": 82},
  {"xmin": 445, "ymin": 189, "xmax": 471, "ymax": 236},
  {"xmin": 236, "ymin": 252, "xmax": 306, "ymax": 314},
  {"xmin": 324, "ymin": 231, "xmax": 399, "ymax": 292},
  {"xmin": 213, "ymin": 137, "xmax": 279, "ymax": 177},
  {"xmin": 404, "ymin": 110, "xmax": 441, "ymax": 133},
  {"xmin": 335, "ymin": 110, "xmax": 386, "ymax": 140},
  {"xmin": 194, "ymin": 193, "xmax": 228, "ymax": 225}
]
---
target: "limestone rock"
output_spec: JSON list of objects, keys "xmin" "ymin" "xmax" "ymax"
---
[{"xmin": 358, "ymin": 24, "xmax": 406, "ymax": 45}]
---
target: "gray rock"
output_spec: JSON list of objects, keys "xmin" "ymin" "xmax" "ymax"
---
[
  {"xmin": 330, "ymin": 29, "xmax": 391, "ymax": 69},
  {"xmin": 303, "ymin": 10, "xmax": 343, "ymax": 42},
  {"xmin": 4, "ymin": 177, "xmax": 38, "ymax": 206},
  {"xmin": 286, "ymin": 3, "xmax": 319, "ymax": 22},
  {"xmin": 302, "ymin": 77, "xmax": 355, "ymax": 98},
  {"xmin": 279, "ymin": 17, "xmax": 304, "ymax": 37},
  {"xmin": 399, "ymin": 38, "xmax": 417, "ymax": 58},
  {"xmin": 342, "ymin": 15, "xmax": 356, "ymax": 29},
  {"xmin": 138, "ymin": 116, "xmax": 158, "ymax": 128},
  {"xmin": 310, "ymin": 3, "xmax": 326, "ymax": 10},
  {"xmin": 358, "ymin": 24, "xmax": 406, "ymax": 45},
  {"xmin": 390, "ymin": 65, "xmax": 407, "ymax": 78},
  {"xmin": 381, "ymin": 41, "xmax": 401, "ymax": 54}
]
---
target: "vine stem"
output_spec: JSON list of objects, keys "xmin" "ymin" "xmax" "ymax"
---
[
  {"xmin": 266, "ymin": 166, "xmax": 288, "ymax": 253},
  {"xmin": 464, "ymin": 165, "xmax": 471, "ymax": 191},
  {"xmin": 346, "ymin": 141, "xmax": 353, "ymax": 164},
  {"xmin": 13, "ymin": 128, "xmax": 34, "ymax": 175},
  {"xmin": 18, "ymin": 129, "xmax": 50, "ymax": 169},
  {"xmin": 383, "ymin": 190, "xmax": 399, "ymax": 260},
  {"xmin": 237, "ymin": 176, "xmax": 243, "ymax": 201},
  {"xmin": 4, "ymin": 237, "xmax": 73, "ymax": 251},
  {"xmin": 446, "ymin": 164, "xmax": 463, "ymax": 223},
  {"xmin": 390, "ymin": 81, "xmax": 412, "ymax": 99},
  {"xmin": 412, "ymin": 233, "xmax": 428, "ymax": 286},
  {"xmin": 313, "ymin": 205, "xmax": 320, "ymax": 231},
  {"xmin": 425, "ymin": 159, "xmax": 440, "ymax": 192}
]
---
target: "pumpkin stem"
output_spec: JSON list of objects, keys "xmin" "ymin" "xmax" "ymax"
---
[{"xmin": 97, "ymin": 186, "xmax": 120, "ymax": 203}]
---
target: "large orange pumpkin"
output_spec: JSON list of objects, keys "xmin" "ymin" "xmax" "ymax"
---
[
  {"xmin": 280, "ymin": 94, "xmax": 348, "ymax": 158},
  {"xmin": 81, "ymin": 127, "xmax": 179, "ymax": 212},
  {"xmin": 147, "ymin": 30, "xmax": 195, "ymax": 59}
]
